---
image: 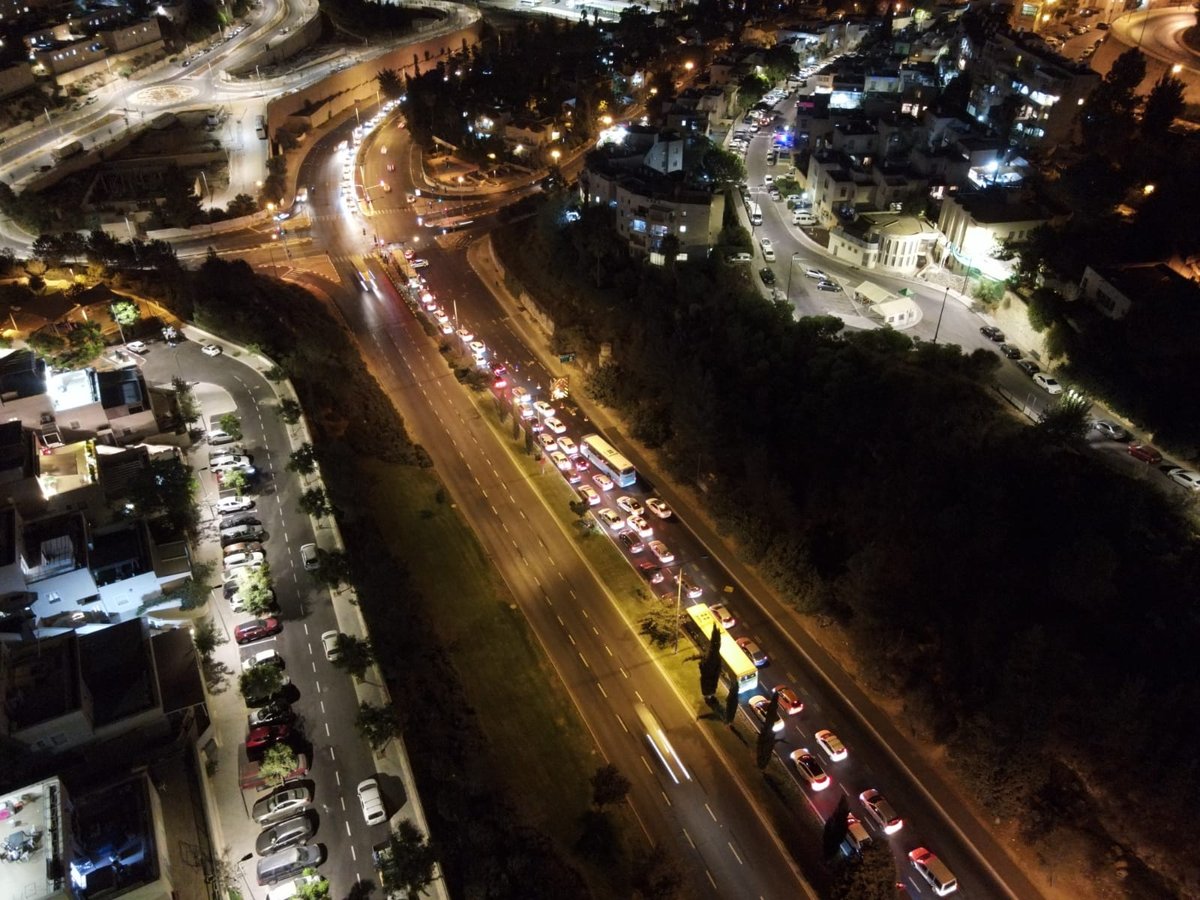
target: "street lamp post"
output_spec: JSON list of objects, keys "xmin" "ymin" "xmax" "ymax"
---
[
  {"xmin": 932, "ymin": 286, "xmax": 949, "ymax": 343},
  {"xmin": 673, "ymin": 565, "xmax": 684, "ymax": 654},
  {"xmin": 786, "ymin": 252, "xmax": 802, "ymax": 303}
]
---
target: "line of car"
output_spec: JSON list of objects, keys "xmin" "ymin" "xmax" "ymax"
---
[
  {"xmin": 393, "ymin": 206, "xmax": 961, "ymax": 894},
  {"xmin": 980, "ymin": 325, "xmax": 1200, "ymax": 492}
]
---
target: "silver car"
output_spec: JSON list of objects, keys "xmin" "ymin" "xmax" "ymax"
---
[{"xmin": 255, "ymin": 815, "xmax": 313, "ymax": 855}]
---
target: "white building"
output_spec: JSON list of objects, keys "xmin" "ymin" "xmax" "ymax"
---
[{"xmin": 829, "ymin": 212, "xmax": 938, "ymax": 275}]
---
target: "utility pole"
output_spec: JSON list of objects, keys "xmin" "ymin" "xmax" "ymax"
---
[{"xmin": 673, "ymin": 566, "xmax": 683, "ymax": 654}]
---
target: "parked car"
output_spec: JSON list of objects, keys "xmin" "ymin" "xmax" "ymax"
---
[
  {"xmin": 252, "ymin": 786, "xmax": 313, "ymax": 825},
  {"xmin": 1016, "ymin": 359, "xmax": 1040, "ymax": 376},
  {"xmin": 202, "ymin": 343, "xmax": 223, "ymax": 357},
  {"xmin": 1032, "ymin": 372, "xmax": 1064, "ymax": 395},
  {"xmin": 255, "ymin": 815, "xmax": 313, "ymax": 856},
  {"xmin": 216, "ymin": 495, "xmax": 255, "ymax": 514},
  {"xmin": 759, "ymin": 267, "xmax": 776, "ymax": 286},
  {"xmin": 357, "ymin": 778, "xmax": 387, "ymax": 825},
  {"xmin": 1167, "ymin": 467, "xmax": 1200, "ymax": 492},
  {"xmin": 1127, "ymin": 442, "xmax": 1162, "ymax": 464},
  {"xmin": 235, "ymin": 618, "xmax": 281, "ymax": 645},
  {"xmin": 321, "ymin": 630, "xmax": 341, "ymax": 662},
  {"xmin": 1090, "ymin": 419, "xmax": 1129, "ymax": 441},
  {"xmin": 998, "ymin": 343, "xmax": 1021, "ymax": 359},
  {"xmin": 979, "ymin": 325, "xmax": 1005, "ymax": 342}
]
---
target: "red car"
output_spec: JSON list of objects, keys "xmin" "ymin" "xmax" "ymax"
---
[
  {"xmin": 1127, "ymin": 443, "xmax": 1162, "ymax": 464},
  {"xmin": 235, "ymin": 618, "xmax": 281, "ymax": 645},
  {"xmin": 246, "ymin": 724, "xmax": 291, "ymax": 751},
  {"xmin": 774, "ymin": 685, "xmax": 804, "ymax": 715},
  {"xmin": 637, "ymin": 562, "xmax": 665, "ymax": 584}
]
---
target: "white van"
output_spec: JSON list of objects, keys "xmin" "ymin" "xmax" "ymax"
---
[
  {"xmin": 793, "ymin": 212, "xmax": 818, "ymax": 227},
  {"xmin": 909, "ymin": 847, "xmax": 958, "ymax": 896}
]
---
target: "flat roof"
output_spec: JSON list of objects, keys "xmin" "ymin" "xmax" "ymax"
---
[
  {"xmin": 3, "ymin": 634, "xmax": 81, "ymax": 729},
  {"xmin": 79, "ymin": 618, "xmax": 157, "ymax": 727},
  {"xmin": 0, "ymin": 777, "xmax": 64, "ymax": 900}
]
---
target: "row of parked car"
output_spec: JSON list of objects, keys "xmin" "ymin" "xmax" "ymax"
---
[{"xmin": 980, "ymin": 325, "xmax": 1200, "ymax": 492}]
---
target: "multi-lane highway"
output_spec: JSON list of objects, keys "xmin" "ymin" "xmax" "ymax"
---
[{"xmin": 251, "ymin": 103, "xmax": 1064, "ymax": 899}]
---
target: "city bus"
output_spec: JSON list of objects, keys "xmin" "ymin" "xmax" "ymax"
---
[
  {"xmin": 683, "ymin": 603, "xmax": 758, "ymax": 694},
  {"xmin": 634, "ymin": 703, "xmax": 690, "ymax": 784},
  {"xmin": 580, "ymin": 434, "xmax": 636, "ymax": 488}
]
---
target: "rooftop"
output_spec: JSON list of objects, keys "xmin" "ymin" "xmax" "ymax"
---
[
  {"xmin": 1092, "ymin": 264, "xmax": 1200, "ymax": 307},
  {"xmin": 36, "ymin": 440, "xmax": 98, "ymax": 500},
  {"xmin": 47, "ymin": 368, "xmax": 98, "ymax": 414},
  {"xmin": 0, "ymin": 351, "xmax": 46, "ymax": 404},
  {"xmin": 0, "ymin": 778, "xmax": 64, "ymax": 900},
  {"xmin": 2, "ymin": 634, "xmax": 80, "ymax": 730},
  {"xmin": 79, "ymin": 619, "xmax": 157, "ymax": 727},
  {"xmin": 70, "ymin": 773, "xmax": 159, "ymax": 898}
]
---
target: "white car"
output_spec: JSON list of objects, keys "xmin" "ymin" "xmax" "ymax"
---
[
  {"xmin": 301, "ymin": 542, "xmax": 319, "ymax": 571},
  {"xmin": 763, "ymin": 174, "xmax": 774, "ymax": 185},
  {"xmin": 468, "ymin": 341, "xmax": 487, "ymax": 358},
  {"xmin": 550, "ymin": 451, "xmax": 572, "ymax": 471},
  {"xmin": 216, "ymin": 496, "xmax": 254, "ymax": 514},
  {"xmin": 242, "ymin": 649, "xmax": 282, "ymax": 672},
  {"xmin": 648, "ymin": 540, "xmax": 674, "ymax": 564},
  {"xmin": 616, "ymin": 496, "xmax": 644, "ymax": 516},
  {"xmin": 224, "ymin": 550, "xmax": 265, "ymax": 568},
  {"xmin": 596, "ymin": 508, "xmax": 625, "ymax": 531},
  {"xmin": 545, "ymin": 417, "xmax": 567, "ymax": 435},
  {"xmin": 125, "ymin": 340, "xmax": 148, "ymax": 354},
  {"xmin": 357, "ymin": 778, "xmax": 387, "ymax": 826},
  {"xmin": 816, "ymin": 729, "xmax": 848, "ymax": 762},
  {"xmin": 321, "ymin": 630, "xmax": 341, "ymax": 661},
  {"xmin": 578, "ymin": 485, "xmax": 601, "ymax": 506},
  {"xmin": 627, "ymin": 514, "xmax": 653, "ymax": 537},
  {"xmin": 456, "ymin": 328, "xmax": 473, "ymax": 342},
  {"xmin": 710, "ymin": 603, "xmax": 735, "ymax": 628},
  {"xmin": 804, "ymin": 268, "xmax": 826, "ymax": 279},
  {"xmin": 557, "ymin": 436, "xmax": 577, "ymax": 456},
  {"xmin": 759, "ymin": 237, "xmax": 776, "ymax": 262},
  {"xmin": 1032, "ymin": 372, "xmax": 1063, "ymax": 395},
  {"xmin": 202, "ymin": 344, "xmax": 223, "ymax": 357},
  {"xmin": 410, "ymin": 258, "xmax": 429, "ymax": 268},
  {"xmin": 1167, "ymin": 467, "xmax": 1200, "ymax": 492},
  {"xmin": 533, "ymin": 401, "xmax": 555, "ymax": 418},
  {"xmin": 592, "ymin": 473, "xmax": 614, "ymax": 492},
  {"xmin": 750, "ymin": 695, "xmax": 785, "ymax": 733},
  {"xmin": 645, "ymin": 497, "xmax": 672, "ymax": 519},
  {"xmin": 537, "ymin": 433, "xmax": 558, "ymax": 452},
  {"xmin": 859, "ymin": 788, "xmax": 903, "ymax": 834}
]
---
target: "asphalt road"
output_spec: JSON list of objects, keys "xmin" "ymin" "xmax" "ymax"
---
[
  {"xmin": 141, "ymin": 340, "xmax": 389, "ymax": 895},
  {"xmin": 294, "ymin": 115, "xmax": 813, "ymax": 898}
]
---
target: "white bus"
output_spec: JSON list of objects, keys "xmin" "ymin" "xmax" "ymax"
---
[
  {"xmin": 684, "ymin": 603, "xmax": 758, "ymax": 694},
  {"xmin": 580, "ymin": 434, "xmax": 636, "ymax": 488}
]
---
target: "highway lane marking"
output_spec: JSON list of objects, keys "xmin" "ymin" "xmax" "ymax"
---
[
  {"xmin": 490, "ymin": 505, "xmax": 498, "ymax": 516},
  {"xmin": 351, "ymin": 847, "xmax": 357, "ymax": 862},
  {"xmin": 340, "ymin": 796, "xmax": 346, "ymax": 811},
  {"xmin": 683, "ymin": 828, "xmax": 696, "ymax": 849},
  {"xmin": 634, "ymin": 690, "xmax": 644, "ymax": 702},
  {"xmin": 592, "ymin": 626, "xmax": 600, "ymax": 636},
  {"xmin": 345, "ymin": 821, "xmax": 353, "ymax": 837},
  {"xmin": 616, "ymin": 713, "xmax": 629, "ymax": 733},
  {"xmin": 728, "ymin": 842, "xmax": 743, "ymax": 865},
  {"xmin": 662, "ymin": 790, "xmax": 671, "ymax": 807},
  {"xmin": 581, "ymin": 609, "xmax": 589, "ymax": 619},
  {"xmin": 596, "ymin": 682, "xmax": 607, "ymax": 698},
  {"xmin": 325, "ymin": 722, "xmax": 331, "ymax": 736},
  {"xmin": 640, "ymin": 756, "xmax": 654, "ymax": 775},
  {"xmin": 604, "ymin": 644, "xmax": 613, "ymax": 656},
  {"xmin": 335, "ymin": 770, "xmax": 341, "ymax": 787},
  {"xmin": 569, "ymin": 589, "xmax": 576, "ymax": 599},
  {"xmin": 567, "ymin": 634, "xmax": 575, "ymax": 646},
  {"xmin": 330, "ymin": 746, "xmax": 336, "ymax": 761},
  {"xmin": 621, "ymin": 667, "xmax": 630, "ymax": 678},
  {"xmin": 705, "ymin": 803, "xmax": 717, "ymax": 822},
  {"xmin": 706, "ymin": 871, "xmax": 717, "ymax": 890},
  {"xmin": 558, "ymin": 571, "xmax": 567, "ymax": 582},
  {"xmin": 556, "ymin": 615, "xmax": 565, "ymax": 626},
  {"xmin": 578, "ymin": 652, "xmax": 589, "ymax": 669},
  {"xmin": 546, "ymin": 554, "xmax": 555, "ymax": 566}
]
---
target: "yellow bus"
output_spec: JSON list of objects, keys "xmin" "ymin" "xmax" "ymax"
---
[{"xmin": 683, "ymin": 604, "xmax": 757, "ymax": 694}]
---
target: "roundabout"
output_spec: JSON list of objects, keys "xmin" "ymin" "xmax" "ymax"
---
[{"xmin": 126, "ymin": 85, "xmax": 200, "ymax": 108}]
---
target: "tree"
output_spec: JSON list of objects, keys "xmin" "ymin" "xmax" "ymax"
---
[
  {"xmin": 240, "ymin": 664, "xmax": 285, "ymax": 706},
  {"xmin": 630, "ymin": 844, "xmax": 683, "ymax": 899},
  {"xmin": 257, "ymin": 744, "xmax": 300, "ymax": 788},
  {"xmin": 828, "ymin": 842, "xmax": 899, "ymax": 900},
  {"xmin": 1078, "ymin": 47, "xmax": 1146, "ymax": 157},
  {"xmin": 192, "ymin": 616, "xmax": 219, "ymax": 662},
  {"xmin": 127, "ymin": 456, "xmax": 199, "ymax": 532},
  {"xmin": 236, "ymin": 564, "xmax": 275, "ymax": 615},
  {"xmin": 31, "ymin": 233, "xmax": 65, "ymax": 267},
  {"xmin": 217, "ymin": 412, "xmax": 243, "ymax": 440},
  {"xmin": 639, "ymin": 606, "xmax": 679, "ymax": 649},
  {"xmin": 27, "ymin": 321, "xmax": 105, "ymax": 370},
  {"xmin": 172, "ymin": 376, "xmax": 200, "ymax": 423},
  {"xmin": 108, "ymin": 298, "xmax": 140, "ymax": 328},
  {"xmin": 754, "ymin": 692, "xmax": 780, "ymax": 769},
  {"xmin": 1037, "ymin": 391, "xmax": 1091, "ymax": 444},
  {"xmin": 311, "ymin": 548, "xmax": 352, "ymax": 588},
  {"xmin": 226, "ymin": 193, "xmax": 258, "ymax": 217},
  {"xmin": 377, "ymin": 68, "xmax": 404, "ymax": 100},
  {"xmin": 222, "ymin": 468, "xmax": 249, "ymax": 497},
  {"xmin": 377, "ymin": 820, "xmax": 437, "ymax": 900},
  {"xmin": 287, "ymin": 442, "xmax": 318, "ymax": 475},
  {"xmin": 356, "ymin": 701, "xmax": 402, "ymax": 751},
  {"xmin": 822, "ymin": 794, "xmax": 851, "ymax": 859},
  {"xmin": 298, "ymin": 487, "xmax": 332, "ymax": 520},
  {"xmin": 277, "ymin": 398, "xmax": 303, "ymax": 424},
  {"xmin": 700, "ymin": 146, "xmax": 745, "ymax": 186},
  {"xmin": 293, "ymin": 871, "xmax": 330, "ymax": 899},
  {"xmin": 699, "ymin": 624, "xmax": 722, "ymax": 698},
  {"xmin": 724, "ymin": 685, "xmax": 740, "ymax": 725},
  {"xmin": 331, "ymin": 633, "xmax": 373, "ymax": 680},
  {"xmin": 590, "ymin": 763, "xmax": 631, "ymax": 808},
  {"xmin": 1141, "ymin": 73, "xmax": 1185, "ymax": 137}
]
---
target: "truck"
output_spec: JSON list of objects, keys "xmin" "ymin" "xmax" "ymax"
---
[
  {"xmin": 238, "ymin": 747, "xmax": 308, "ymax": 791},
  {"xmin": 51, "ymin": 140, "xmax": 84, "ymax": 162}
]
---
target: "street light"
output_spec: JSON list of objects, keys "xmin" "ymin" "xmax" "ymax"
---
[
  {"xmin": 785, "ymin": 252, "xmax": 803, "ymax": 303},
  {"xmin": 932, "ymin": 286, "xmax": 949, "ymax": 343}
]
